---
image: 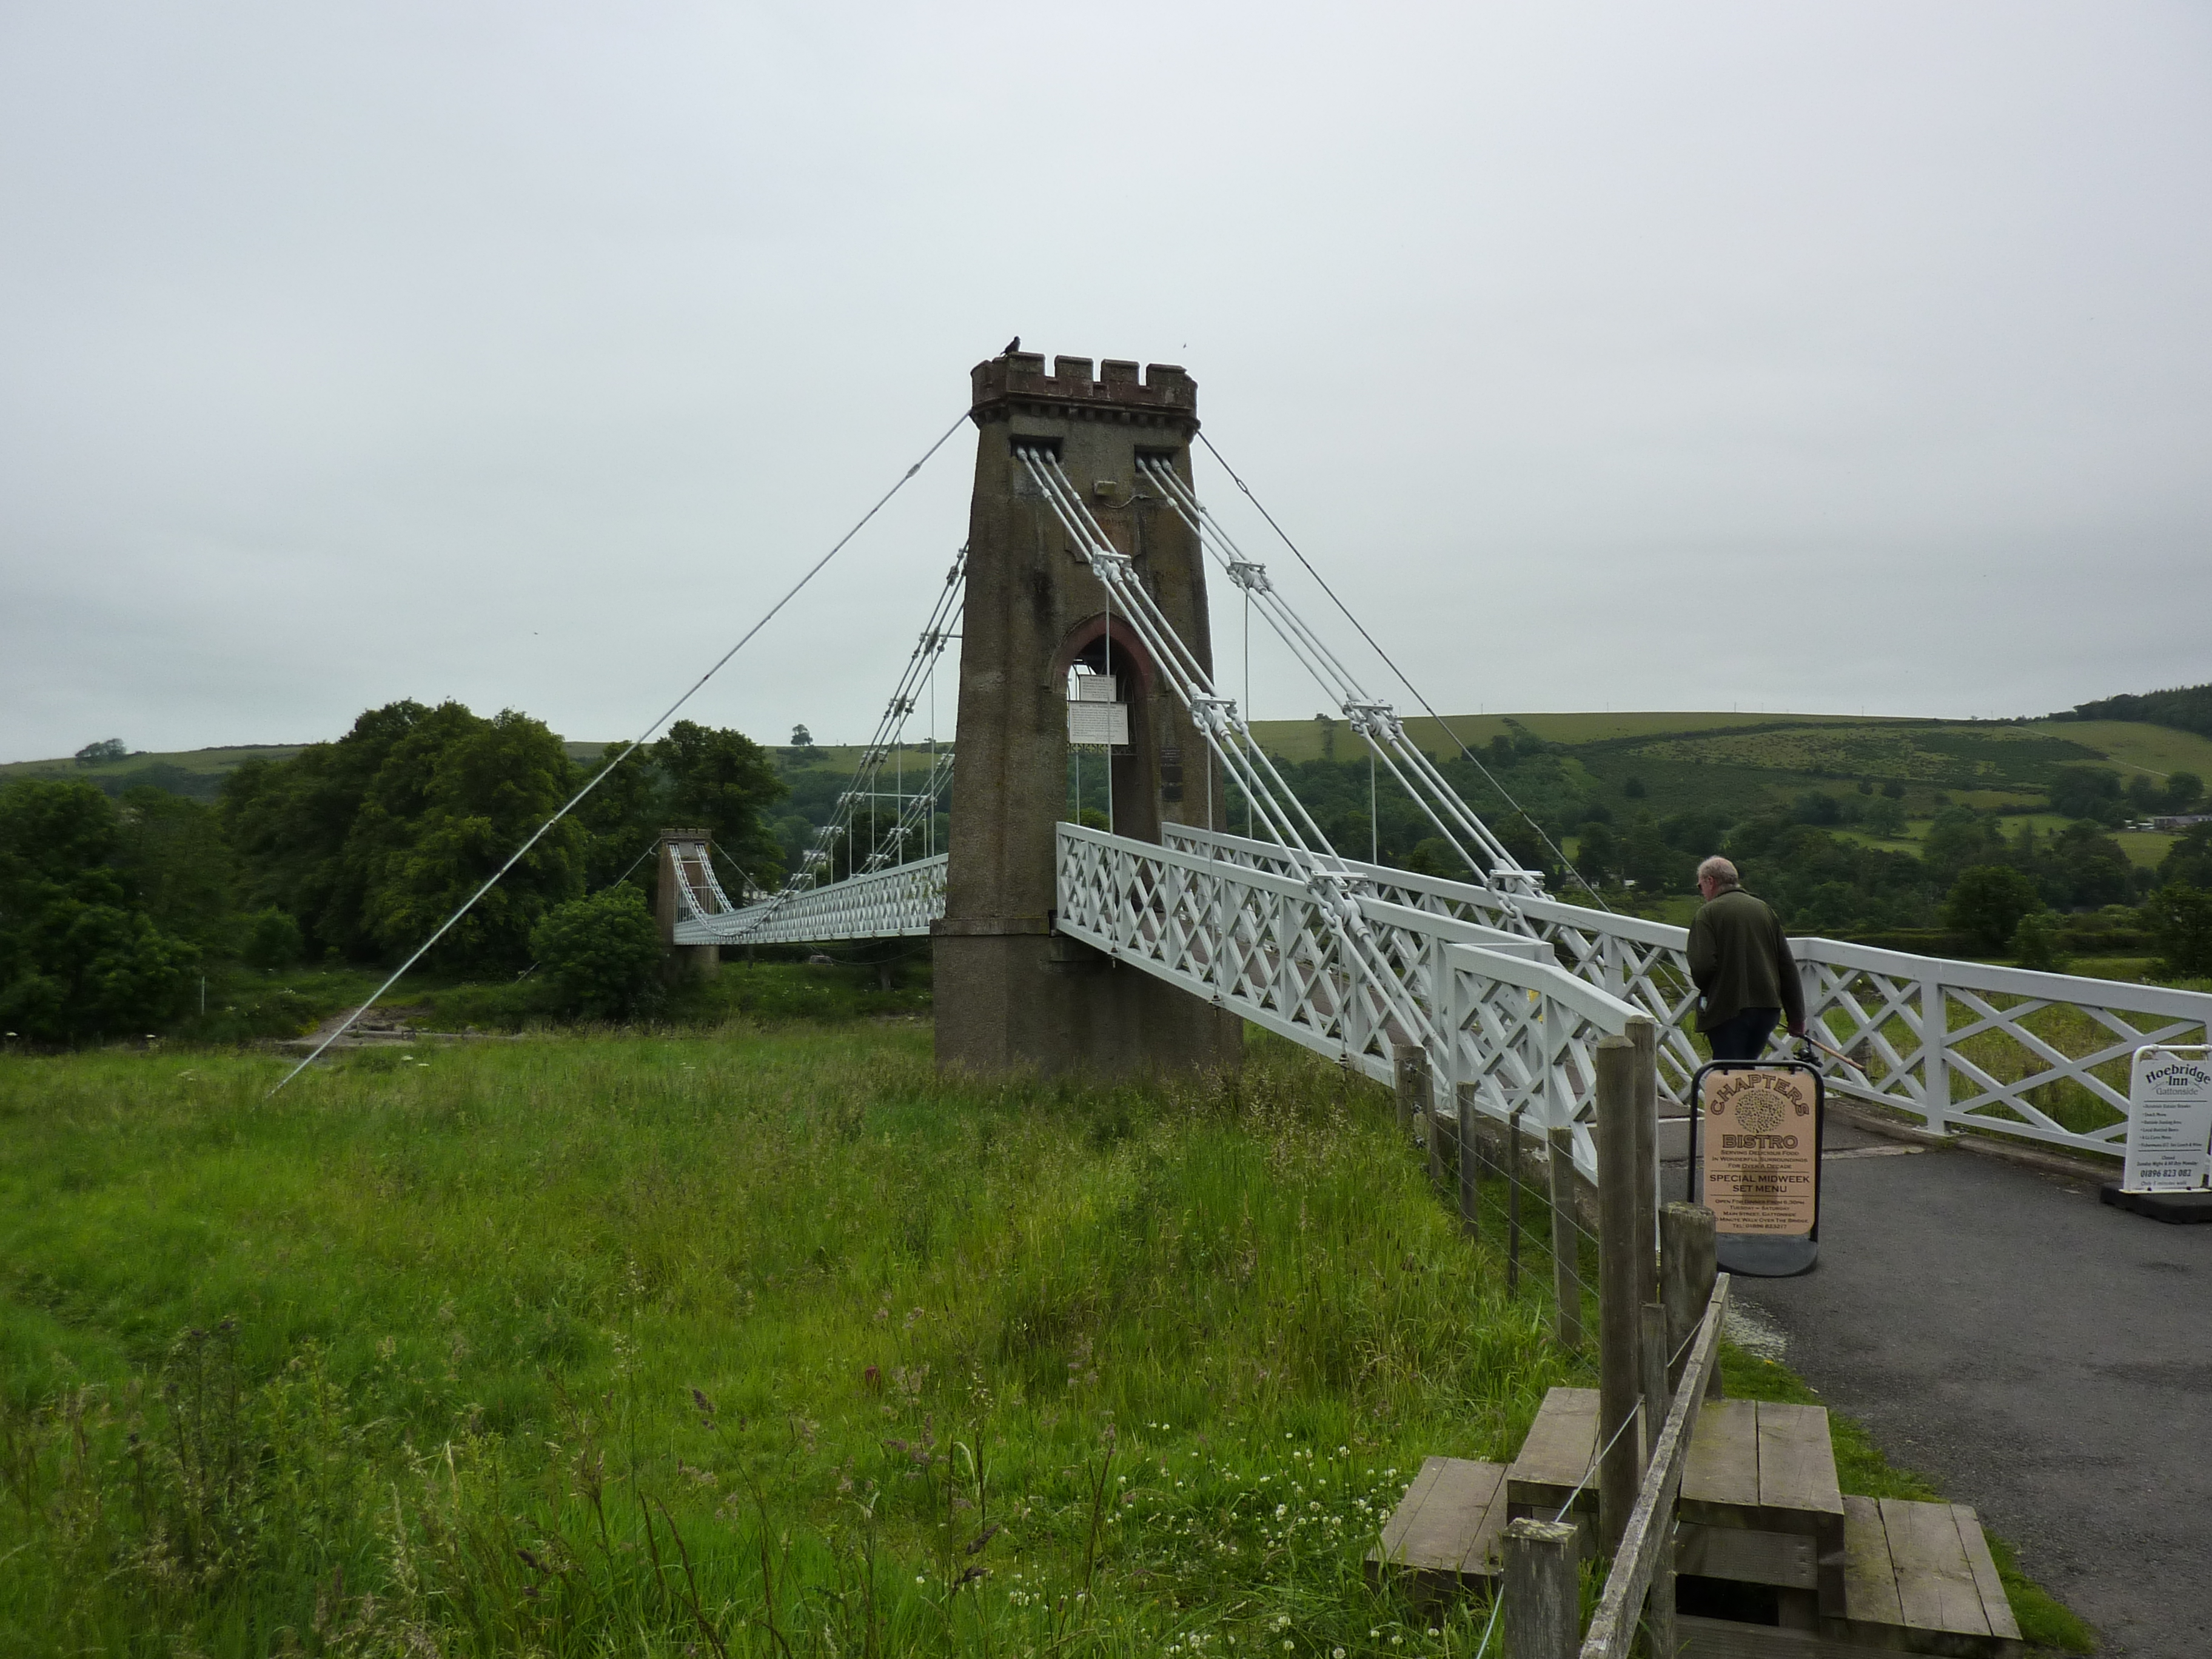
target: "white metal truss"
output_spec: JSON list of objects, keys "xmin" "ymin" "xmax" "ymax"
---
[
  {"xmin": 1164, "ymin": 822, "xmax": 2212, "ymax": 1158},
  {"xmin": 677, "ymin": 853, "xmax": 946, "ymax": 945},
  {"xmin": 664, "ymin": 836, "xmax": 740, "ymax": 923},
  {"xmin": 1137, "ymin": 455, "xmax": 1544, "ymax": 905},
  {"xmin": 1051, "ymin": 822, "xmax": 1635, "ymax": 1182},
  {"xmin": 721, "ymin": 547, "xmax": 964, "ymax": 940},
  {"xmin": 859, "ymin": 749, "xmax": 955, "ymax": 874},
  {"xmin": 1014, "ymin": 444, "xmax": 1446, "ymax": 1064}
]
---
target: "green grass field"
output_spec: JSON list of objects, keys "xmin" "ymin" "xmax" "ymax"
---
[{"xmin": 0, "ymin": 1022, "xmax": 2091, "ymax": 1657}]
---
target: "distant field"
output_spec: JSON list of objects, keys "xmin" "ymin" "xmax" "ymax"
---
[
  {"xmin": 2051, "ymin": 720, "xmax": 2212, "ymax": 782},
  {"xmin": 1, "ymin": 739, "xmax": 628, "ymax": 799},
  {"xmin": 0, "ymin": 744, "xmax": 307, "ymax": 783},
  {"xmin": 1241, "ymin": 709, "xmax": 1898, "ymax": 765}
]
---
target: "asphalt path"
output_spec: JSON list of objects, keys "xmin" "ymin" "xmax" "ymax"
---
[{"xmin": 1735, "ymin": 1119, "xmax": 2212, "ymax": 1658}]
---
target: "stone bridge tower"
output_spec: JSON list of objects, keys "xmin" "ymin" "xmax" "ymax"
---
[{"xmin": 934, "ymin": 350, "xmax": 1243, "ymax": 1076}]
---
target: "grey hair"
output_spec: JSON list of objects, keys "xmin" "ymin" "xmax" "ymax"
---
[{"xmin": 1697, "ymin": 856, "xmax": 1740, "ymax": 891}]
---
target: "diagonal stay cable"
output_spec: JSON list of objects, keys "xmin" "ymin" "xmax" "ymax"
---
[
  {"xmin": 1194, "ymin": 432, "xmax": 1610, "ymax": 912},
  {"xmin": 267, "ymin": 407, "xmax": 971, "ymax": 1097}
]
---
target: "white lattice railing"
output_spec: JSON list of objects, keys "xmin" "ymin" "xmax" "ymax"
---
[
  {"xmin": 669, "ymin": 820, "xmax": 2210, "ymax": 1165},
  {"xmin": 675, "ymin": 854, "xmax": 946, "ymax": 945},
  {"xmin": 1056, "ymin": 824, "xmax": 1639, "ymax": 1180},
  {"xmin": 1168, "ymin": 824, "xmax": 2212, "ymax": 1162}
]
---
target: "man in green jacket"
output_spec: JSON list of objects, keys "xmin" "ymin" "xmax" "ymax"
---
[{"xmin": 1688, "ymin": 856, "xmax": 1806, "ymax": 1061}]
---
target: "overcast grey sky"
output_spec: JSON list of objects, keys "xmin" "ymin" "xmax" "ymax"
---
[{"xmin": 3, "ymin": 2, "xmax": 2207, "ymax": 763}]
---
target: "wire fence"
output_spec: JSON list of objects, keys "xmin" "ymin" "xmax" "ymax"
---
[{"xmin": 1393, "ymin": 1068, "xmax": 1602, "ymax": 1347}]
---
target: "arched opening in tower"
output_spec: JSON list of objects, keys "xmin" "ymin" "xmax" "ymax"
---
[{"xmin": 1058, "ymin": 617, "xmax": 1162, "ymax": 844}]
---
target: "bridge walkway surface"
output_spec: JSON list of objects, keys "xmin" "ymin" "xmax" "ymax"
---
[{"xmin": 1737, "ymin": 1117, "xmax": 2211, "ymax": 1658}]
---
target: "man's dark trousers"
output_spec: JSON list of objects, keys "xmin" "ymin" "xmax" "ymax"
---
[{"xmin": 1706, "ymin": 1006, "xmax": 1780, "ymax": 1061}]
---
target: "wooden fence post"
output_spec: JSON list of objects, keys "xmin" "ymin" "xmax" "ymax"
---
[
  {"xmin": 1639, "ymin": 1303, "xmax": 1678, "ymax": 1658},
  {"xmin": 1413, "ymin": 1050, "xmax": 1441, "ymax": 1191},
  {"xmin": 1661, "ymin": 1202, "xmax": 1720, "ymax": 1396},
  {"xmin": 1393, "ymin": 1046, "xmax": 1420, "ymax": 1139},
  {"xmin": 1596, "ymin": 1034, "xmax": 1640, "ymax": 1556},
  {"xmin": 1548, "ymin": 1125, "xmax": 1582, "ymax": 1350},
  {"xmin": 1627, "ymin": 1017, "xmax": 1659, "ymax": 1309},
  {"xmin": 1504, "ymin": 1517, "xmax": 1581, "ymax": 1659}
]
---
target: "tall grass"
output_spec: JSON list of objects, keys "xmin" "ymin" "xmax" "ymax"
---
[{"xmin": 0, "ymin": 1027, "xmax": 1586, "ymax": 1655}]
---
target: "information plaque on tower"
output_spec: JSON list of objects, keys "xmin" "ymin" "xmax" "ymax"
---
[{"xmin": 1692, "ymin": 1059, "xmax": 1824, "ymax": 1276}]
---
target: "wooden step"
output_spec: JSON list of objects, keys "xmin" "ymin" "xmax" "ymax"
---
[
  {"xmin": 1364, "ymin": 1456, "xmax": 1509, "ymax": 1601},
  {"xmin": 1507, "ymin": 1389, "xmax": 1845, "ymax": 1553},
  {"xmin": 1833, "ymin": 1496, "xmax": 2022, "ymax": 1657}
]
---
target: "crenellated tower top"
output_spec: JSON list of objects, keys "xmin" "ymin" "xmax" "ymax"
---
[{"xmin": 969, "ymin": 352, "xmax": 1198, "ymax": 431}]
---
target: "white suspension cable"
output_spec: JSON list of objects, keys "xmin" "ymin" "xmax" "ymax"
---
[
  {"xmin": 1139, "ymin": 455, "xmax": 1540, "ymax": 910},
  {"xmin": 726, "ymin": 548, "xmax": 967, "ymax": 937},
  {"xmin": 266, "ymin": 406, "xmax": 972, "ymax": 1097},
  {"xmin": 1016, "ymin": 445, "xmax": 1441, "ymax": 1063},
  {"xmin": 1189, "ymin": 434, "xmax": 1611, "ymax": 912}
]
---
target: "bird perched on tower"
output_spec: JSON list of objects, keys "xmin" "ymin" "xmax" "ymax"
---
[{"xmin": 1002, "ymin": 335, "xmax": 1019, "ymax": 355}]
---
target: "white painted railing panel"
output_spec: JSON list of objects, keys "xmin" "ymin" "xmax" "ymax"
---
[
  {"xmin": 1055, "ymin": 825, "xmax": 1638, "ymax": 1179},
  {"xmin": 1166, "ymin": 823, "xmax": 2212, "ymax": 1161}
]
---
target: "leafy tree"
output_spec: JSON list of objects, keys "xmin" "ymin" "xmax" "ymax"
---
[
  {"xmin": 1574, "ymin": 822, "xmax": 1620, "ymax": 885},
  {"xmin": 2164, "ymin": 771, "xmax": 2205, "ymax": 813},
  {"xmin": 357, "ymin": 708, "xmax": 585, "ymax": 974},
  {"xmin": 242, "ymin": 908, "xmax": 304, "ymax": 970},
  {"xmin": 1660, "ymin": 810, "xmax": 1731, "ymax": 856},
  {"xmin": 73, "ymin": 739, "xmax": 128, "ymax": 765},
  {"xmin": 1945, "ymin": 865, "xmax": 2043, "ymax": 953},
  {"xmin": 2048, "ymin": 766, "xmax": 2120, "ymax": 820},
  {"xmin": 2143, "ymin": 884, "xmax": 2212, "ymax": 978},
  {"xmin": 1623, "ymin": 776, "xmax": 1646, "ymax": 799},
  {"xmin": 1621, "ymin": 811, "xmax": 1689, "ymax": 894},
  {"xmin": 2043, "ymin": 820, "xmax": 2134, "ymax": 908},
  {"xmin": 1797, "ymin": 881, "xmax": 1859, "ymax": 936},
  {"xmin": 2010, "ymin": 911, "xmax": 2067, "ymax": 972},
  {"xmin": 1404, "ymin": 837, "xmax": 1469, "ymax": 880},
  {"xmin": 0, "ymin": 780, "xmax": 197, "ymax": 1042},
  {"xmin": 529, "ymin": 886, "xmax": 664, "ymax": 1019},
  {"xmin": 1728, "ymin": 812, "xmax": 1936, "ymax": 933},
  {"xmin": 654, "ymin": 720, "xmax": 787, "ymax": 887},
  {"xmin": 790, "ymin": 724, "xmax": 813, "ymax": 748},
  {"xmin": 114, "ymin": 787, "xmax": 236, "ymax": 948},
  {"xmin": 1922, "ymin": 808, "xmax": 2006, "ymax": 885},
  {"xmin": 2159, "ymin": 824, "xmax": 2212, "ymax": 891},
  {"xmin": 1880, "ymin": 779, "xmax": 1905, "ymax": 800},
  {"xmin": 1792, "ymin": 791, "xmax": 1843, "ymax": 826},
  {"xmin": 1864, "ymin": 797, "xmax": 1906, "ymax": 837},
  {"xmin": 221, "ymin": 700, "xmax": 437, "ymax": 959},
  {"xmin": 1493, "ymin": 814, "xmax": 1558, "ymax": 882}
]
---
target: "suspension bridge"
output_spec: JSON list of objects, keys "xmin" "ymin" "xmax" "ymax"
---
[{"xmin": 655, "ymin": 347, "xmax": 2210, "ymax": 1195}]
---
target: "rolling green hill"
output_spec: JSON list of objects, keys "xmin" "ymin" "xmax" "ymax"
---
[{"xmin": 15, "ymin": 713, "xmax": 2207, "ymax": 868}]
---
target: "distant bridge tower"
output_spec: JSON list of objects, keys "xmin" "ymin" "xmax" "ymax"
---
[{"xmin": 934, "ymin": 351, "xmax": 1242, "ymax": 1076}]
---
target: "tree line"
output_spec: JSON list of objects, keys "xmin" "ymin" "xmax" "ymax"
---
[{"xmin": 1, "ymin": 702, "xmax": 789, "ymax": 1043}]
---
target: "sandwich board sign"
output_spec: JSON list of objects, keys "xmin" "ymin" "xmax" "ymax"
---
[
  {"xmin": 1691, "ymin": 1059, "xmax": 1824, "ymax": 1276},
  {"xmin": 2120, "ymin": 1045, "xmax": 2212, "ymax": 1193}
]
